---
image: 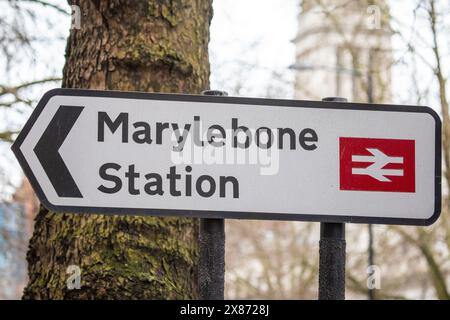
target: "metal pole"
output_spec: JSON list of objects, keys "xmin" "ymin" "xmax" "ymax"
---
[
  {"xmin": 367, "ymin": 51, "xmax": 376, "ymax": 300},
  {"xmin": 318, "ymin": 96, "xmax": 347, "ymax": 300},
  {"xmin": 198, "ymin": 90, "xmax": 227, "ymax": 300},
  {"xmin": 368, "ymin": 223, "xmax": 375, "ymax": 300}
]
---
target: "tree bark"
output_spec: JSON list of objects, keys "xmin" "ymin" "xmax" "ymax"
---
[{"xmin": 23, "ymin": 0, "xmax": 212, "ymax": 299}]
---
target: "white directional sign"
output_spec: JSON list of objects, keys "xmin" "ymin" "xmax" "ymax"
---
[{"xmin": 12, "ymin": 89, "xmax": 441, "ymax": 225}]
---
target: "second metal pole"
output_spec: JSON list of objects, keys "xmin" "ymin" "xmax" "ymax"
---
[{"xmin": 198, "ymin": 90, "xmax": 227, "ymax": 300}]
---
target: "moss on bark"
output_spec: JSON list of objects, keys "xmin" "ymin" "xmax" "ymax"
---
[{"xmin": 23, "ymin": 0, "xmax": 212, "ymax": 299}]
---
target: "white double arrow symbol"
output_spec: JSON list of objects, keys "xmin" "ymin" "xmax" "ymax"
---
[{"xmin": 352, "ymin": 148, "xmax": 404, "ymax": 182}]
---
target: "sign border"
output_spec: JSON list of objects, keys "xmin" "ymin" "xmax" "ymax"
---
[{"xmin": 11, "ymin": 88, "xmax": 442, "ymax": 226}]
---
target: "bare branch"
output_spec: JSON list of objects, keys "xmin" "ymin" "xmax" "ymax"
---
[
  {"xmin": 0, "ymin": 77, "xmax": 61, "ymax": 96},
  {"xmin": 0, "ymin": 130, "xmax": 18, "ymax": 143},
  {"xmin": 18, "ymin": 0, "xmax": 70, "ymax": 15}
]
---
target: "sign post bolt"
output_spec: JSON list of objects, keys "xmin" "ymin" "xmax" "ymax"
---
[
  {"xmin": 198, "ymin": 89, "xmax": 228, "ymax": 300},
  {"xmin": 319, "ymin": 96, "xmax": 347, "ymax": 300}
]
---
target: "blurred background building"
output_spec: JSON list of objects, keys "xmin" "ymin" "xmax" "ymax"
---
[
  {"xmin": 292, "ymin": 0, "xmax": 392, "ymax": 103},
  {"xmin": 0, "ymin": 179, "xmax": 38, "ymax": 299}
]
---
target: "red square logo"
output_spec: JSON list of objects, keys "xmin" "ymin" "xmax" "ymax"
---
[{"xmin": 340, "ymin": 137, "xmax": 415, "ymax": 193}]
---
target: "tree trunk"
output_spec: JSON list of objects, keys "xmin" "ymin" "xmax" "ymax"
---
[{"xmin": 23, "ymin": 0, "xmax": 212, "ymax": 299}]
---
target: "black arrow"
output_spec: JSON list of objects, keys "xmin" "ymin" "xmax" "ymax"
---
[{"xmin": 34, "ymin": 105, "xmax": 84, "ymax": 198}]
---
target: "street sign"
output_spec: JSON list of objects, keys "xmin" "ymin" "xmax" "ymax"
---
[{"xmin": 12, "ymin": 89, "xmax": 441, "ymax": 225}]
